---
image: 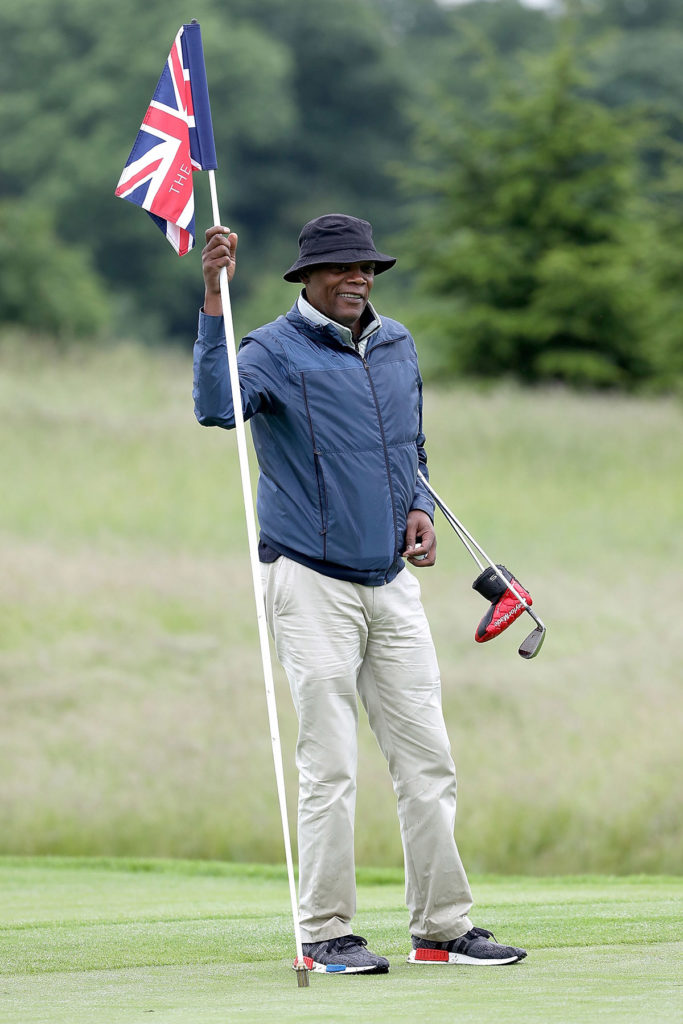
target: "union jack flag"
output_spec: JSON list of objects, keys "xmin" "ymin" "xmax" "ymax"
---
[{"xmin": 115, "ymin": 23, "xmax": 217, "ymax": 256}]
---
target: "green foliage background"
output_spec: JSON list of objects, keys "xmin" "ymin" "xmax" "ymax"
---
[
  {"xmin": 1, "ymin": 0, "xmax": 682, "ymax": 388},
  {"xmin": 1, "ymin": 0, "xmax": 682, "ymax": 874}
]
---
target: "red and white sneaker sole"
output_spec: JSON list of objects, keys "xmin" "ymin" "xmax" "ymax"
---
[
  {"xmin": 293, "ymin": 956, "xmax": 387, "ymax": 974},
  {"xmin": 408, "ymin": 948, "xmax": 524, "ymax": 966}
]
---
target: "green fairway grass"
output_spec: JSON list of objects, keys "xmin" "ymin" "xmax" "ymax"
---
[
  {"xmin": 0, "ymin": 858, "xmax": 681, "ymax": 1024},
  {"xmin": 1, "ymin": 339, "xmax": 682, "ymax": 874}
]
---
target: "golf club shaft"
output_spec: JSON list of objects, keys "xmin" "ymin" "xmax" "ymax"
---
[
  {"xmin": 417, "ymin": 470, "xmax": 545, "ymax": 631},
  {"xmin": 429, "ymin": 495, "xmax": 485, "ymax": 572}
]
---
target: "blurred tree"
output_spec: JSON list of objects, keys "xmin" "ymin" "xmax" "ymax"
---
[
  {"xmin": 446, "ymin": 0, "xmax": 558, "ymax": 55},
  {"xmin": 3, "ymin": 0, "xmax": 680, "ymax": 387},
  {"xmin": 227, "ymin": 0, "xmax": 413, "ymax": 237},
  {"xmin": 575, "ymin": 0, "xmax": 683, "ymax": 160},
  {"xmin": 588, "ymin": 32, "xmax": 683, "ymax": 143},
  {"xmin": 0, "ymin": 201, "xmax": 110, "ymax": 337},
  {"xmin": 0, "ymin": 0, "xmax": 420, "ymax": 339},
  {"xmin": 633, "ymin": 157, "xmax": 683, "ymax": 391},
  {"xmin": 578, "ymin": 0, "xmax": 683, "ymax": 31},
  {"xmin": 399, "ymin": 37, "xmax": 681, "ymax": 388},
  {"xmin": 0, "ymin": 0, "xmax": 298, "ymax": 337}
]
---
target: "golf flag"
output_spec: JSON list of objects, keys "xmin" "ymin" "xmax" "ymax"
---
[{"xmin": 115, "ymin": 22, "xmax": 217, "ymax": 256}]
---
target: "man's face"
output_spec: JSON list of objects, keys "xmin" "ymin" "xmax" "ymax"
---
[{"xmin": 301, "ymin": 262, "xmax": 375, "ymax": 331}]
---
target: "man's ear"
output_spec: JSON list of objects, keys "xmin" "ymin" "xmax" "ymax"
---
[{"xmin": 299, "ymin": 271, "xmax": 310, "ymax": 284}]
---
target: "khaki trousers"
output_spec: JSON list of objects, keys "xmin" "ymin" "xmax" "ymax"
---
[{"xmin": 261, "ymin": 556, "xmax": 473, "ymax": 943}]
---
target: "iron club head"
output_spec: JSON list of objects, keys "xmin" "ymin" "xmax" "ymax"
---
[
  {"xmin": 518, "ymin": 624, "xmax": 546, "ymax": 659},
  {"xmin": 417, "ymin": 471, "xmax": 549, "ymax": 661}
]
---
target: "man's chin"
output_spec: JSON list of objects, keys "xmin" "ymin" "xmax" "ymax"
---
[{"xmin": 335, "ymin": 304, "xmax": 366, "ymax": 327}]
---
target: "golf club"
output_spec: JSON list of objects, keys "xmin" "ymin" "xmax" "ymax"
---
[{"xmin": 417, "ymin": 470, "xmax": 546, "ymax": 659}]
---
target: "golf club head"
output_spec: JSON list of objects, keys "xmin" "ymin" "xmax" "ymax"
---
[{"xmin": 518, "ymin": 624, "xmax": 546, "ymax": 659}]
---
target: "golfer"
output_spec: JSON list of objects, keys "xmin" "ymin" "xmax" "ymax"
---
[{"xmin": 193, "ymin": 214, "xmax": 526, "ymax": 973}]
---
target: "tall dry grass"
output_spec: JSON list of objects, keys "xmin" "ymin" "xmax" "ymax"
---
[{"xmin": 1, "ymin": 337, "xmax": 681, "ymax": 872}]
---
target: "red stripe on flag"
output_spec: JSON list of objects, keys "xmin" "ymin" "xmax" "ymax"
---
[
  {"xmin": 148, "ymin": 143, "xmax": 193, "ymax": 223},
  {"xmin": 144, "ymin": 105, "xmax": 186, "ymax": 138},
  {"xmin": 177, "ymin": 227, "xmax": 192, "ymax": 256},
  {"xmin": 169, "ymin": 41, "xmax": 187, "ymax": 113},
  {"xmin": 115, "ymin": 157, "xmax": 163, "ymax": 195}
]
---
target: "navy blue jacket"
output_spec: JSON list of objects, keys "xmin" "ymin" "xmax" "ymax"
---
[{"xmin": 193, "ymin": 304, "xmax": 434, "ymax": 585}]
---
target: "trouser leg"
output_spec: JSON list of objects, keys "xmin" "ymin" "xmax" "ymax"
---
[
  {"xmin": 357, "ymin": 568, "xmax": 474, "ymax": 940},
  {"xmin": 261, "ymin": 557, "xmax": 367, "ymax": 942}
]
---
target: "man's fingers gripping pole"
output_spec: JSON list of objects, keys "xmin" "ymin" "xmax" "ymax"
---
[{"xmin": 207, "ymin": 171, "xmax": 309, "ymax": 987}]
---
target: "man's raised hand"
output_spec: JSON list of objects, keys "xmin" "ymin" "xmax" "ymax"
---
[{"xmin": 202, "ymin": 226, "xmax": 238, "ymax": 315}]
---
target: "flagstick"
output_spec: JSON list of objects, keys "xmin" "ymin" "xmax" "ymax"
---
[{"xmin": 207, "ymin": 171, "xmax": 309, "ymax": 987}]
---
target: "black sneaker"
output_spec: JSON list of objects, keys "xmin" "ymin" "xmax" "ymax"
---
[
  {"xmin": 408, "ymin": 927, "xmax": 526, "ymax": 966},
  {"xmin": 295, "ymin": 934, "xmax": 390, "ymax": 975}
]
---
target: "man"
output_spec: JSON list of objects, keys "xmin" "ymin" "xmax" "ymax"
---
[{"xmin": 193, "ymin": 214, "xmax": 526, "ymax": 974}]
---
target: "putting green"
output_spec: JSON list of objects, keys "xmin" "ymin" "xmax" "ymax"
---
[{"xmin": 1, "ymin": 858, "xmax": 681, "ymax": 1023}]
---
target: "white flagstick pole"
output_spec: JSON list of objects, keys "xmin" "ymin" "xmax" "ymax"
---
[{"xmin": 207, "ymin": 170, "xmax": 308, "ymax": 987}]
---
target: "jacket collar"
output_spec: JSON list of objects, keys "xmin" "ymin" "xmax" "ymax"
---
[
  {"xmin": 287, "ymin": 292, "xmax": 382, "ymax": 350},
  {"xmin": 296, "ymin": 290, "xmax": 382, "ymax": 347}
]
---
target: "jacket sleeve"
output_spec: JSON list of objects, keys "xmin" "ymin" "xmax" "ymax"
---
[
  {"xmin": 410, "ymin": 375, "xmax": 435, "ymax": 520},
  {"xmin": 193, "ymin": 311, "xmax": 290, "ymax": 428}
]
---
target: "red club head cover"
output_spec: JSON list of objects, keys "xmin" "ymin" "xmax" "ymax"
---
[{"xmin": 472, "ymin": 564, "xmax": 532, "ymax": 643}]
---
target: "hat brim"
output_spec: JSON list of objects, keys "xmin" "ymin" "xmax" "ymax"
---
[{"xmin": 283, "ymin": 248, "xmax": 396, "ymax": 282}]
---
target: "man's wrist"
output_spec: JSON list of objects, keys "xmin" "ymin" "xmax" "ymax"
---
[{"xmin": 203, "ymin": 290, "xmax": 223, "ymax": 316}]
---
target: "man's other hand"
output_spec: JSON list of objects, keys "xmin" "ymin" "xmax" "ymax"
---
[{"xmin": 403, "ymin": 510, "xmax": 436, "ymax": 567}]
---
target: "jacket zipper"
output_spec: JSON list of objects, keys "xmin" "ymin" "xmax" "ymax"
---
[
  {"xmin": 360, "ymin": 352, "xmax": 400, "ymax": 582},
  {"xmin": 301, "ymin": 373, "xmax": 328, "ymax": 560}
]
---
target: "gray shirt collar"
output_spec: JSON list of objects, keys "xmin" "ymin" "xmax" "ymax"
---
[{"xmin": 297, "ymin": 291, "xmax": 382, "ymax": 351}]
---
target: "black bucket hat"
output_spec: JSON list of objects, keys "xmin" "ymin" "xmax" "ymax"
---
[{"xmin": 283, "ymin": 213, "xmax": 396, "ymax": 282}]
